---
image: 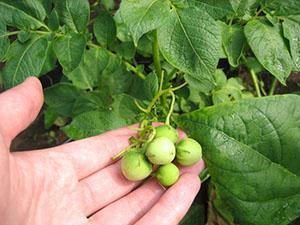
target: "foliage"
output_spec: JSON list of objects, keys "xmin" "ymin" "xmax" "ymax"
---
[{"xmin": 0, "ymin": 0, "xmax": 300, "ymax": 224}]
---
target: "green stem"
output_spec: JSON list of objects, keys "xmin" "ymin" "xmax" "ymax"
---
[
  {"xmin": 146, "ymin": 82, "xmax": 188, "ymax": 113},
  {"xmin": 269, "ymin": 78, "xmax": 277, "ymax": 95},
  {"xmin": 171, "ymin": 81, "xmax": 188, "ymax": 91},
  {"xmin": 255, "ymin": 7, "xmax": 264, "ymax": 17},
  {"xmin": 0, "ymin": 31, "xmax": 20, "ymax": 38},
  {"xmin": 165, "ymin": 91, "xmax": 175, "ymax": 125},
  {"xmin": 153, "ymin": 30, "xmax": 162, "ymax": 77},
  {"xmin": 123, "ymin": 61, "xmax": 146, "ymax": 79},
  {"xmin": 112, "ymin": 144, "xmax": 135, "ymax": 160},
  {"xmin": 250, "ymin": 69, "xmax": 262, "ymax": 97}
]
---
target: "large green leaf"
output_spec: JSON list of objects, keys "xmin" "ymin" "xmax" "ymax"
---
[
  {"xmin": 118, "ymin": 0, "xmax": 171, "ymax": 46},
  {"xmin": 282, "ymin": 19, "xmax": 300, "ymax": 71},
  {"xmin": 63, "ymin": 94, "xmax": 140, "ymax": 140},
  {"xmin": 189, "ymin": 0, "xmax": 234, "ymax": 19},
  {"xmin": 65, "ymin": 48, "xmax": 109, "ymax": 90},
  {"xmin": 55, "ymin": 0, "xmax": 90, "ymax": 33},
  {"xmin": 53, "ymin": 33, "xmax": 86, "ymax": 72},
  {"xmin": 3, "ymin": 0, "xmax": 47, "ymax": 21},
  {"xmin": 93, "ymin": 11, "xmax": 116, "ymax": 47},
  {"xmin": 158, "ymin": 7, "xmax": 221, "ymax": 92},
  {"xmin": 264, "ymin": 0, "xmax": 300, "ymax": 16},
  {"xmin": 244, "ymin": 19, "xmax": 293, "ymax": 85},
  {"xmin": 177, "ymin": 95, "xmax": 300, "ymax": 225},
  {"xmin": 0, "ymin": 0, "xmax": 46, "ymax": 30},
  {"xmin": 44, "ymin": 82, "xmax": 81, "ymax": 117},
  {"xmin": 2, "ymin": 35, "xmax": 51, "ymax": 88},
  {"xmin": 219, "ymin": 22, "xmax": 245, "ymax": 67},
  {"xmin": 0, "ymin": 20, "xmax": 9, "ymax": 61}
]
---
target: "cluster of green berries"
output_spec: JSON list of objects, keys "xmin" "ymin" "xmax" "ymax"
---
[{"xmin": 121, "ymin": 125, "xmax": 202, "ymax": 187}]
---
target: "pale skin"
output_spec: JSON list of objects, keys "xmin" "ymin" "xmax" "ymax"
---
[{"xmin": 0, "ymin": 77, "xmax": 204, "ymax": 225}]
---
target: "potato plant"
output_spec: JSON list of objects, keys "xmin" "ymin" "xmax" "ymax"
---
[{"xmin": 0, "ymin": 0, "xmax": 300, "ymax": 224}]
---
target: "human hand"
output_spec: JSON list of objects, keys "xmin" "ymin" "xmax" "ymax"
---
[{"xmin": 0, "ymin": 77, "xmax": 204, "ymax": 225}]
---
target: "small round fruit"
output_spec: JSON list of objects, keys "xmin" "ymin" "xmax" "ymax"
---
[
  {"xmin": 146, "ymin": 137, "xmax": 176, "ymax": 165},
  {"xmin": 176, "ymin": 138, "xmax": 202, "ymax": 166},
  {"xmin": 155, "ymin": 125, "xmax": 179, "ymax": 143},
  {"xmin": 121, "ymin": 150, "xmax": 152, "ymax": 181},
  {"xmin": 156, "ymin": 163, "xmax": 179, "ymax": 187}
]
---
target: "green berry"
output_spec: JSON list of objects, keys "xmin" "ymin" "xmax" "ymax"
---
[
  {"xmin": 176, "ymin": 138, "xmax": 202, "ymax": 166},
  {"xmin": 146, "ymin": 137, "xmax": 176, "ymax": 165},
  {"xmin": 121, "ymin": 150, "xmax": 152, "ymax": 181},
  {"xmin": 156, "ymin": 163, "xmax": 180, "ymax": 187},
  {"xmin": 155, "ymin": 125, "xmax": 179, "ymax": 143}
]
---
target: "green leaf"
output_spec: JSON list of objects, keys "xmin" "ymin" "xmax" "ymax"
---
[
  {"xmin": 118, "ymin": 0, "xmax": 171, "ymax": 46},
  {"xmin": 158, "ymin": 7, "xmax": 221, "ymax": 92},
  {"xmin": 282, "ymin": 19, "xmax": 300, "ymax": 71},
  {"xmin": 63, "ymin": 94, "xmax": 139, "ymax": 139},
  {"xmin": 177, "ymin": 95, "xmax": 300, "ymax": 225},
  {"xmin": 3, "ymin": 35, "xmax": 51, "ymax": 88},
  {"xmin": 229, "ymin": 0, "xmax": 259, "ymax": 16},
  {"xmin": 93, "ymin": 10, "xmax": 116, "ymax": 47},
  {"xmin": 7, "ymin": 0, "xmax": 47, "ymax": 21},
  {"xmin": 55, "ymin": 0, "xmax": 90, "ymax": 33},
  {"xmin": 0, "ymin": 1, "xmax": 46, "ymax": 30},
  {"xmin": 44, "ymin": 83, "xmax": 81, "ymax": 117},
  {"xmin": 264, "ymin": 0, "xmax": 300, "ymax": 16},
  {"xmin": 0, "ymin": 20, "xmax": 9, "ymax": 61},
  {"xmin": 143, "ymin": 72, "xmax": 158, "ymax": 101},
  {"xmin": 53, "ymin": 33, "xmax": 86, "ymax": 72},
  {"xmin": 72, "ymin": 91, "xmax": 111, "ymax": 116},
  {"xmin": 113, "ymin": 41, "xmax": 136, "ymax": 60},
  {"xmin": 244, "ymin": 19, "xmax": 293, "ymax": 85},
  {"xmin": 98, "ymin": 52, "xmax": 133, "ymax": 95},
  {"xmin": 219, "ymin": 22, "xmax": 245, "ymax": 67},
  {"xmin": 189, "ymin": 0, "xmax": 234, "ymax": 19},
  {"xmin": 65, "ymin": 48, "xmax": 109, "ymax": 90},
  {"xmin": 44, "ymin": 107, "xmax": 59, "ymax": 129},
  {"xmin": 48, "ymin": 8, "xmax": 60, "ymax": 31}
]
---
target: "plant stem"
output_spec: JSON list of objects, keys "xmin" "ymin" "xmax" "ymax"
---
[
  {"xmin": 171, "ymin": 81, "xmax": 188, "ymax": 91},
  {"xmin": 0, "ymin": 31, "xmax": 20, "ymax": 38},
  {"xmin": 250, "ymin": 69, "xmax": 262, "ymax": 97},
  {"xmin": 146, "ymin": 82, "xmax": 188, "ymax": 113},
  {"xmin": 112, "ymin": 144, "xmax": 135, "ymax": 160},
  {"xmin": 269, "ymin": 78, "xmax": 277, "ymax": 95},
  {"xmin": 123, "ymin": 61, "xmax": 146, "ymax": 79},
  {"xmin": 153, "ymin": 30, "xmax": 162, "ymax": 77},
  {"xmin": 165, "ymin": 91, "xmax": 175, "ymax": 125}
]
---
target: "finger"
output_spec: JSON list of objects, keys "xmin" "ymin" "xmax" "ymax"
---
[
  {"xmin": 79, "ymin": 161, "xmax": 141, "ymax": 216},
  {"xmin": 23, "ymin": 126, "xmax": 137, "ymax": 180},
  {"xmin": 88, "ymin": 160, "xmax": 203, "ymax": 225},
  {"xmin": 89, "ymin": 179, "xmax": 163, "ymax": 225},
  {"xmin": 135, "ymin": 173, "xmax": 201, "ymax": 225},
  {"xmin": 0, "ymin": 77, "xmax": 43, "ymax": 146}
]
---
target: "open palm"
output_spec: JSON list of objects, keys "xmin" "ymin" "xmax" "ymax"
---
[{"xmin": 0, "ymin": 77, "xmax": 204, "ymax": 225}]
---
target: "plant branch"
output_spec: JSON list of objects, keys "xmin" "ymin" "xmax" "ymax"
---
[
  {"xmin": 250, "ymin": 69, "xmax": 262, "ymax": 97},
  {"xmin": 0, "ymin": 31, "xmax": 20, "ymax": 38},
  {"xmin": 269, "ymin": 78, "xmax": 277, "ymax": 95},
  {"xmin": 165, "ymin": 91, "xmax": 175, "ymax": 125}
]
